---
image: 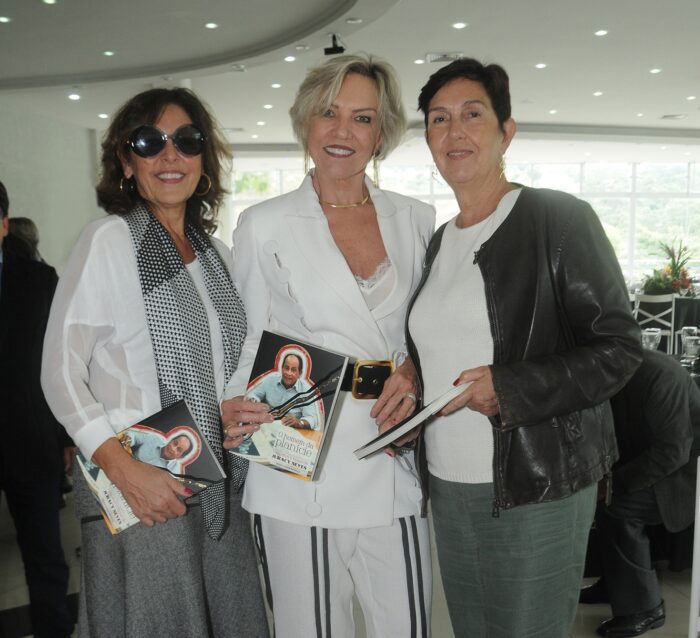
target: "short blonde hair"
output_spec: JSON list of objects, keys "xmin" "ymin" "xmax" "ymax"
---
[{"xmin": 289, "ymin": 54, "xmax": 406, "ymax": 160}]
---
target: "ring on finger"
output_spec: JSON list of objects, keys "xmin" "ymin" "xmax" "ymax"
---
[{"xmin": 403, "ymin": 392, "xmax": 417, "ymax": 402}]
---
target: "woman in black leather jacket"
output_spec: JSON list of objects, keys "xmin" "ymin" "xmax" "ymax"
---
[{"xmin": 406, "ymin": 58, "xmax": 642, "ymax": 638}]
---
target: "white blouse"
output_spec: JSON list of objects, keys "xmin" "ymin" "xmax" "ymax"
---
[{"xmin": 41, "ymin": 215, "xmax": 233, "ymax": 461}]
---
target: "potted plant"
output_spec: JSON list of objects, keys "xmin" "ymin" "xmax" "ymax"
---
[{"xmin": 642, "ymin": 240, "xmax": 693, "ymax": 295}]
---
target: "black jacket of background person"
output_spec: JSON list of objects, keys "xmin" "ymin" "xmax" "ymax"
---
[
  {"xmin": 0, "ymin": 248, "xmax": 71, "ymax": 480},
  {"xmin": 610, "ymin": 348, "xmax": 700, "ymax": 532},
  {"xmin": 406, "ymin": 187, "xmax": 643, "ymax": 514}
]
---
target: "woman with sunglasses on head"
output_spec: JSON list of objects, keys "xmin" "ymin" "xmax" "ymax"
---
[
  {"xmin": 403, "ymin": 58, "xmax": 643, "ymax": 637},
  {"xmin": 41, "ymin": 88, "xmax": 268, "ymax": 637},
  {"xmin": 221, "ymin": 54, "xmax": 435, "ymax": 638}
]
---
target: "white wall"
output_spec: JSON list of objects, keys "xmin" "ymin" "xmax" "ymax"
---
[{"xmin": 0, "ymin": 102, "xmax": 101, "ymax": 271}]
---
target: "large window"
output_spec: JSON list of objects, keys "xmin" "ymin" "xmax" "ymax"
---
[{"xmin": 227, "ymin": 141, "xmax": 700, "ymax": 284}]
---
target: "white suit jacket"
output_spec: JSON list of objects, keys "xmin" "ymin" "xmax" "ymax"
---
[{"xmin": 227, "ymin": 175, "xmax": 435, "ymax": 528}]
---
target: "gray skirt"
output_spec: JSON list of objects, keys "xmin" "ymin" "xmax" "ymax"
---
[{"xmin": 74, "ymin": 469, "xmax": 268, "ymax": 638}]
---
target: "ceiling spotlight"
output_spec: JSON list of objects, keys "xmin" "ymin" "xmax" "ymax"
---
[
  {"xmin": 263, "ymin": 104, "xmax": 273, "ymax": 110},
  {"xmin": 346, "ymin": 17, "xmax": 363, "ymax": 24},
  {"xmin": 284, "ymin": 55, "xmax": 296, "ymax": 62},
  {"xmin": 649, "ymin": 68, "xmax": 662, "ymax": 74},
  {"xmin": 43, "ymin": 0, "xmax": 57, "ymax": 4},
  {"xmin": 0, "ymin": 16, "xmax": 11, "ymax": 23},
  {"xmin": 687, "ymin": 96, "xmax": 697, "ymax": 101},
  {"xmin": 256, "ymin": 121, "xmax": 266, "ymax": 126},
  {"xmin": 205, "ymin": 22, "xmax": 218, "ymax": 29},
  {"xmin": 271, "ymin": 83, "xmax": 281, "ymax": 88},
  {"xmin": 548, "ymin": 109, "xmax": 558, "ymax": 115},
  {"xmin": 636, "ymin": 113, "xmax": 644, "ymax": 117},
  {"xmin": 535, "ymin": 63, "xmax": 547, "ymax": 69},
  {"xmin": 68, "ymin": 93, "xmax": 81, "ymax": 101},
  {"xmin": 103, "ymin": 50, "xmax": 115, "ymax": 56},
  {"xmin": 593, "ymin": 91, "xmax": 603, "ymax": 97},
  {"xmin": 98, "ymin": 113, "xmax": 109, "ymax": 119},
  {"xmin": 594, "ymin": 29, "xmax": 608, "ymax": 36},
  {"xmin": 414, "ymin": 59, "xmax": 425, "ymax": 65},
  {"xmin": 324, "ymin": 34, "xmax": 345, "ymax": 56},
  {"xmin": 251, "ymin": 134, "xmax": 259, "ymax": 139},
  {"xmin": 452, "ymin": 22, "xmax": 467, "ymax": 29}
]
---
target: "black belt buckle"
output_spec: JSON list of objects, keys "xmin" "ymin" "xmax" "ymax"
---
[{"xmin": 352, "ymin": 360, "xmax": 394, "ymax": 400}]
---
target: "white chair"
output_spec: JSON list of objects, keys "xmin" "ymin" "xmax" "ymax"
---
[
  {"xmin": 687, "ymin": 456, "xmax": 700, "ymax": 637},
  {"xmin": 633, "ymin": 294, "xmax": 676, "ymax": 354}
]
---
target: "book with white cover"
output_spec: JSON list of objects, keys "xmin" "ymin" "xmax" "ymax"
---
[{"xmin": 354, "ymin": 383, "xmax": 470, "ymax": 460}]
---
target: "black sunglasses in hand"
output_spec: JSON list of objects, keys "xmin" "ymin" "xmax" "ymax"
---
[{"xmin": 127, "ymin": 124, "xmax": 206, "ymax": 158}]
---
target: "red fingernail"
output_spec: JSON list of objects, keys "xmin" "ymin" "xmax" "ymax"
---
[
  {"xmin": 436, "ymin": 410, "xmax": 444, "ymax": 417},
  {"xmin": 185, "ymin": 488, "xmax": 194, "ymax": 496},
  {"xmin": 453, "ymin": 378, "xmax": 461, "ymax": 386}
]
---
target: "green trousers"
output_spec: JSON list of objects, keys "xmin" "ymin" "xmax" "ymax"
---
[{"xmin": 431, "ymin": 477, "xmax": 596, "ymax": 638}]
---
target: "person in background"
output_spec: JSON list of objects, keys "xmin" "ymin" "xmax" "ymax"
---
[
  {"xmin": 222, "ymin": 54, "xmax": 435, "ymax": 638},
  {"xmin": 0, "ymin": 179, "xmax": 74, "ymax": 638},
  {"xmin": 406, "ymin": 58, "xmax": 642, "ymax": 637},
  {"xmin": 9, "ymin": 216, "xmax": 44, "ymax": 261},
  {"xmin": 41, "ymin": 88, "xmax": 267, "ymax": 637},
  {"xmin": 580, "ymin": 348, "xmax": 700, "ymax": 637}
]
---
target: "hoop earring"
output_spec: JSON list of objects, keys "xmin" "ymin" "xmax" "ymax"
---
[
  {"xmin": 499, "ymin": 156, "xmax": 506, "ymax": 180},
  {"xmin": 372, "ymin": 156, "xmax": 380, "ymax": 188},
  {"xmin": 304, "ymin": 151, "xmax": 310, "ymax": 175},
  {"xmin": 195, "ymin": 173, "xmax": 212, "ymax": 196},
  {"xmin": 119, "ymin": 177, "xmax": 134, "ymax": 194}
]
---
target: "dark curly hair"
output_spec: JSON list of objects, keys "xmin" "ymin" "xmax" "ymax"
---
[
  {"xmin": 96, "ymin": 88, "xmax": 231, "ymax": 234},
  {"xmin": 418, "ymin": 58, "xmax": 511, "ymax": 133}
]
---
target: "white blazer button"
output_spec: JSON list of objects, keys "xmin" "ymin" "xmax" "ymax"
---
[{"xmin": 306, "ymin": 502, "xmax": 323, "ymax": 518}]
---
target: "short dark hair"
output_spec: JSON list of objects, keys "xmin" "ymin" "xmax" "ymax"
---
[
  {"xmin": 95, "ymin": 88, "xmax": 232, "ymax": 234},
  {"xmin": 418, "ymin": 58, "xmax": 511, "ymax": 132},
  {"xmin": 0, "ymin": 180, "xmax": 8, "ymax": 218},
  {"xmin": 282, "ymin": 353, "xmax": 303, "ymax": 375}
]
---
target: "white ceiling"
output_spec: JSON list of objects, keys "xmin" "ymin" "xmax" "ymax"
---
[{"xmin": 1, "ymin": 0, "xmax": 699, "ymax": 152}]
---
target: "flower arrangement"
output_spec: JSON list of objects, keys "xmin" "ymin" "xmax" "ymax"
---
[{"xmin": 642, "ymin": 240, "xmax": 693, "ymax": 295}]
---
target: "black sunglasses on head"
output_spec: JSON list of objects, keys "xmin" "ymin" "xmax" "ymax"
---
[{"xmin": 127, "ymin": 124, "xmax": 206, "ymax": 158}]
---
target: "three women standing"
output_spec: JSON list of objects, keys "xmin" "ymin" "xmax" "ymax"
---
[
  {"xmin": 42, "ymin": 88, "xmax": 267, "ymax": 637},
  {"xmin": 407, "ymin": 58, "xmax": 642, "ymax": 637},
  {"xmin": 222, "ymin": 55, "xmax": 434, "ymax": 638}
]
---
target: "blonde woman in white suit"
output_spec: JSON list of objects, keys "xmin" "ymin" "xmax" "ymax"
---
[{"xmin": 222, "ymin": 55, "xmax": 435, "ymax": 638}]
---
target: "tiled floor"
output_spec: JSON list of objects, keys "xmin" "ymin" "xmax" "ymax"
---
[{"xmin": 0, "ymin": 493, "xmax": 694, "ymax": 638}]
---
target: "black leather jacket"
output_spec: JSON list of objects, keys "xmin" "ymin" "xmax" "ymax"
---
[{"xmin": 406, "ymin": 187, "xmax": 642, "ymax": 514}]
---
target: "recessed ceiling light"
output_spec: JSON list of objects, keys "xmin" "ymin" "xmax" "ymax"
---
[
  {"xmin": 346, "ymin": 17, "xmax": 363, "ymax": 24},
  {"xmin": 284, "ymin": 56, "xmax": 296, "ymax": 62},
  {"xmin": 263, "ymin": 104, "xmax": 273, "ymax": 110},
  {"xmin": 256, "ymin": 121, "xmax": 266, "ymax": 126},
  {"xmin": 43, "ymin": 0, "xmax": 57, "ymax": 4},
  {"xmin": 636, "ymin": 113, "xmax": 644, "ymax": 117},
  {"xmin": 295, "ymin": 44, "xmax": 310, "ymax": 51},
  {"xmin": 205, "ymin": 22, "xmax": 218, "ymax": 29},
  {"xmin": 535, "ymin": 63, "xmax": 547, "ymax": 69},
  {"xmin": 98, "ymin": 113, "xmax": 109, "ymax": 119},
  {"xmin": 661, "ymin": 146, "xmax": 667, "ymax": 150},
  {"xmin": 271, "ymin": 83, "xmax": 281, "ymax": 88},
  {"xmin": 452, "ymin": 22, "xmax": 467, "ymax": 29},
  {"xmin": 548, "ymin": 109, "xmax": 558, "ymax": 115},
  {"xmin": 584, "ymin": 152, "xmax": 592, "ymax": 157},
  {"xmin": 684, "ymin": 152, "xmax": 692, "ymax": 156},
  {"xmin": 593, "ymin": 91, "xmax": 603, "ymax": 97},
  {"xmin": 594, "ymin": 29, "xmax": 608, "ymax": 36},
  {"xmin": 68, "ymin": 93, "xmax": 80, "ymax": 101},
  {"xmin": 251, "ymin": 134, "xmax": 259, "ymax": 139},
  {"xmin": 649, "ymin": 68, "xmax": 662, "ymax": 74},
  {"xmin": 103, "ymin": 50, "xmax": 115, "ymax": 57},
  {"xmin": 414, "ymin": 59, "xmax": 425, "ymax": 65},
  {"xmin": 0, "ymin": 16, "xmax": 11, "ymax": 23},
  {"xmin": 687, "ymin": 96, "xmax": 697, "ymax": 101}
]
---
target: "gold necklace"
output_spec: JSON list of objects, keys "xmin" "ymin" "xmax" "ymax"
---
[{"xmin": 318, "ymin": 193, "xmax": 370, "ymax": 208}]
